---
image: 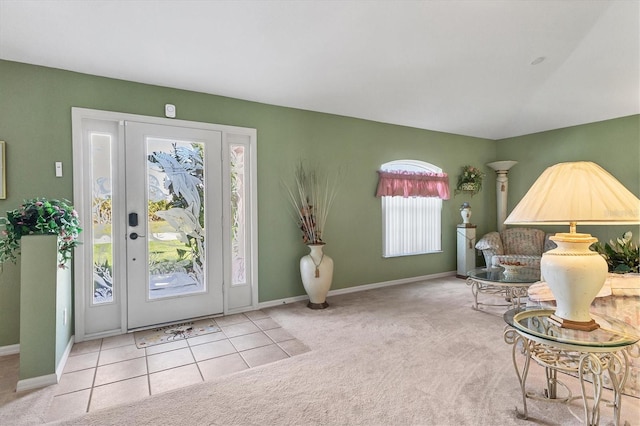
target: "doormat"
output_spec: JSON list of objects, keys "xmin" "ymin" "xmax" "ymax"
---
[{"xmin": 134, "ymin": 317, "xmax": 221, "ymax": 349}]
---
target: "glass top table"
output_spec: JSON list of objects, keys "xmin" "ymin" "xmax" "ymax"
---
[
  {"xmin": 503, "ymin": 306, "xmax": 640, "ymax": 425},
  {"xmin": 468, "ymin": 267, "xmax": 540, "ymax": 284},
  {"xmin": 465, "ymin": 267, "xmax": 540, "ymax": 311},
  {"xmin": 504, "ymin": 306, "xmax": 640, "ymax": 349}
]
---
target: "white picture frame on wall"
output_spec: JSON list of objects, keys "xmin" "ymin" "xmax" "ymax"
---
[{"xmin": 0, "ymin": 141, "xmax": 5, "ymax": 199}]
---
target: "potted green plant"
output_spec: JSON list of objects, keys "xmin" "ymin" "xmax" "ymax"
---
[
  {"xmin": 0, "ymin": 198, "xmax": 82, "ymax": 268},
  {"xmin": 455, "ymin": 165, "xmax": 484, "ymax": 196},
  {"xmin": 592, "ymin": 231, "xmax": 639, "ymax": 273}
]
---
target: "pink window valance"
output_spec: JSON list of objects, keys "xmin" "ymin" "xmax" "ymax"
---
[{"xmin": 376, "ymin": 170, "xmax": 450, "ymax": 199}]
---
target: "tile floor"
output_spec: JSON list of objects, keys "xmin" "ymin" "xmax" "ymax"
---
[{"xmin": 0, "ymin": 310, "xmax": 309, "ymax": 423}]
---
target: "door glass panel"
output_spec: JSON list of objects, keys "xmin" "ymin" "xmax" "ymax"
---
[
  {"xmin": 147, "ymin": 138, "xmax": 206, "ymax": 299},
  {"xmin": 230, "ymin": 145, "xmax": 246, "ymax": 285},
  {"xmin": 91, "ymin": 132, "xmax": 114, "ymax": 304}
]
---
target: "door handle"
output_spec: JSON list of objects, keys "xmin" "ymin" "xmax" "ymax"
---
[{"xmin": 129, "ymin": 232, "xmax": 145, "ymax": 240}]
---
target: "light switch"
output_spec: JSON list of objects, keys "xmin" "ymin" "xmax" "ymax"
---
[{"xmin": 55, "ymin": 162, "xmax": 63, "ymax": 177}]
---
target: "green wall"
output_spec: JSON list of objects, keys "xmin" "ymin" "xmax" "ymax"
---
[
  {"xmin": 18, "ymin": 235, "xmax": 72, "ymax": 380},
  {"xmin": 496, "ymin": 115, "xmax": 640, "ymax": 244},
  {"xmin": 1, "ymin": 60, "xmax": 637, "ymax": 348},
  {"xmin": 0, "ymin": 60, "xmax": 496, "ymax": 346}
]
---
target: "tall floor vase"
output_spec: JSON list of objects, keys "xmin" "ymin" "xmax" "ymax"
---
[{"xmin": 300, "ymin": 244, "xmax": 334, "ymax": 309}]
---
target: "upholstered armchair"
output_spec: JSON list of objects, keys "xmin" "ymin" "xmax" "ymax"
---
[{"xmin": 475, "ymin": 227, "xmax": 556, "ymax": 269}]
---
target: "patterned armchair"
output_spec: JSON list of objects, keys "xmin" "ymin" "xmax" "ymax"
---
[{"xmin": 475, "ymin": 227, "xmax": 556, "ymax": 269}]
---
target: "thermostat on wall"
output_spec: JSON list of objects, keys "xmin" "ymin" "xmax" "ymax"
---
[{"xmin": 165, "ymin": 104, "xmax": 176, "ymax": 118}]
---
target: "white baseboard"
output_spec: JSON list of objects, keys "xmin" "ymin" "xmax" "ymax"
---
[
  {"xmin": 16, "ymin": 373, "xmax": 58, "ymax": 392},
  {"xmin": 15, "ymin": 335, "xmax": 75, "ymax": 392},
  {"xmin": 258, "ymin": 271, "xmax": 456, "ymax": 309},
  {"xmin": 0, "ymin": 344, "xmax": 20, "ymax": 356},
  {"xmin": 56, "ymin": 335, "xmax": 75, "ymax": 382},
  {"xmin": 258, "ymin": 294, "xmax": 309, "ymax": 309}
]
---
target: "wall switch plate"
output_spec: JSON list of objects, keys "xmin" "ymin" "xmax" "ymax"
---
[
  {"xmin": 55, "ymin": 161, "xmax": 63, "ymax": 177},
  {"xmin": 165, "ymin": 104, "xmax": 176, "ymax": 118}
]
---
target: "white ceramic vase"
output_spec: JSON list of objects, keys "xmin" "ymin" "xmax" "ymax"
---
[
  {"xmin": 460, "ymin": 208, "xmax": 472, "ymax": 224},
  {"xmin": 300, "ymin": 244, "xmax": 334, "ymax": 309}
]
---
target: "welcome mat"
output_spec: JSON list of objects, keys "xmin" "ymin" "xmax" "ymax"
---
[{"xmin": 134, "ymin": 317, "xmax": 221, "ymax": 348}]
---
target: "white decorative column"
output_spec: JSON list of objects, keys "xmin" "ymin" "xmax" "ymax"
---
[
  {"xmin": 456, "ymin": 224, "xmax": 476, "ymax": 278},
  {"xmin": 487, "ymin": 160, "xmax": 518, "ymax": 231}
]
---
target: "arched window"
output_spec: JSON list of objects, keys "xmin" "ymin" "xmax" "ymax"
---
[{"xmin": 378, "ymin": 160, "xmax": 448, "ymax": 257}]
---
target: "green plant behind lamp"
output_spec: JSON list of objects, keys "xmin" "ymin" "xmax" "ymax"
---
[
  {"xmin": 592, "ymin": 231, "xmax": 639, "ymax": 273},
  {"xmin": 504, "ymin": 161, "xmax": 640, "ymax": 331},
  {"xmin": 0, "ymin": 198, "xmax": 82, "ymax": 268}
]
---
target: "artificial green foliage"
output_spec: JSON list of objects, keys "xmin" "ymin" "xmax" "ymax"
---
[
  {"xmin": 455, "ymin": 165, "xmax": 484, "ymax": 196},
  {"xmin": 592, "ymin": 231, "xmax": 639, "ymax": 273},
  {"xmin": 0, "ymin": 198, "xmax": 82, "ymax": 268}
]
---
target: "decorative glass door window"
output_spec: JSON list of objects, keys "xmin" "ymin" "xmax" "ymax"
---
[
  {"xmin": 146, "ymin": 139, "xmax": 206, "ymax": 299},
  {"xmin": 230, "ymin": 144, "xmax": 246, "ymax": 285},
  {"xmin": 91, "ymin": 132, "xmax": 114, "ymax": 304}
]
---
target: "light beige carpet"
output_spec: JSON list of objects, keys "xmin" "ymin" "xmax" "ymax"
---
[{"xmin": 2, "ymin": 276, "xmax": 639, "ymax": 425}]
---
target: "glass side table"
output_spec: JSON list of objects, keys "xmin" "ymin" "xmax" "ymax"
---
[
  {"xmin": 466, "ymin": 267, "xmax": 540, "ymax": 311},
  {"xmin": 503, "ymin": 307, "xmax": 640, "ymax": 425}
]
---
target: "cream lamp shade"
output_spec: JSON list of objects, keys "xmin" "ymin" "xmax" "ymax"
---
[
  {"xmin": 505, "ymin": 161, "xmax": 640, "ymax": 331},
  {"xmin": 504, "ymin": 161, "xmax": 639, "ymax": 227}
]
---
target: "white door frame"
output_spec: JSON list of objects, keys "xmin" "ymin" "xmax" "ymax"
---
[{"xmin": 71, "ymin": 108, "xmax": 258, "ymax": 342}]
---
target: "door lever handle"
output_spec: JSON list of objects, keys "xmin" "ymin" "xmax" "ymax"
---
[{"xmin": 129, "ymin": 232, "xmax": 145, "ymax": 240}]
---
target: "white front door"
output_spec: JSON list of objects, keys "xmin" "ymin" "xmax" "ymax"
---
[
  {"xmin": 72, "ymin": 109, "xmax": 258, "ymax": 341},
  {"xmin": 124, "ymin": 122, "xmax": 223, "ymax": 329}
]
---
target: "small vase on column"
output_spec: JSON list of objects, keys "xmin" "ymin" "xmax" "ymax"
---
[
  {"xmin": 300, "ymin": 243, "xmax": 334, "ymax": 309},
  {"xmin": 460, "ymin": 202, "xmax": 472, "ymax": 224}
]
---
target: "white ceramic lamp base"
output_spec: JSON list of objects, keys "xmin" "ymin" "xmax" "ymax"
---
[{"xmin": 541, "ymin": 233, "xmax": 608, "ymax": 331}]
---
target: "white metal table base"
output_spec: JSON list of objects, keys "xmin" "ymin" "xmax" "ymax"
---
[
  {"xmin": 503, "ymin": 326, "xmax": 636, "ymax": 425},
  {"xmin": 466, "ymin": 277, "xmax": 530, "ymax": 311}
]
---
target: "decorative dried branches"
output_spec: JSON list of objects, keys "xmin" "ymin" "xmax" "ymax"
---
[{"xmin": 283, "ymin": 161, "xmax": 341, "ymax": 245}]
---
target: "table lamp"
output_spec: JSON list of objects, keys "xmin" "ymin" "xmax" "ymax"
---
[{"xmin": 504, "ymin": 161, "xmax": 640, "ymax": 331}]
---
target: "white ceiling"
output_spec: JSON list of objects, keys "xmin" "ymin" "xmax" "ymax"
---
[{"xmin": 1, "ymin": 0, "xmax": 638, "ymax": 139}]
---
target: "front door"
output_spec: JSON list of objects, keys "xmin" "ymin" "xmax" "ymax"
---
[
  {"xmin": 124, "ymin": 122, "xmax": 223, "ymax": 329},
  {"xmin": 73, "ymin": 108, "xmax": 258, "ymax": 341}
]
